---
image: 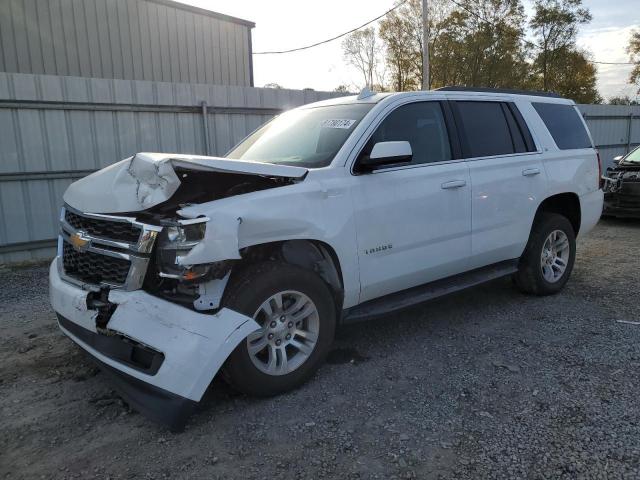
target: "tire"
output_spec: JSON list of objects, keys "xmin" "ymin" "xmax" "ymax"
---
[
  {"xmin": 513, "ymin": 212, "xmax": 576, "ymax": 295},
  {"xmin": 221, "ymin": 261, "xmax": 336, "ymax": 397}
]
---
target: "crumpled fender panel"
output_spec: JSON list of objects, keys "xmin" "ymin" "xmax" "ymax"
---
[
  {"xmin": 50, "ymin": 259, "xmax": 260, "ymax": 401},
  {"xmin": 175, "ymin": 171, "xmax": 361, "ymax": 308},
  {"xmin": 176, "ymin": 180, "xmax": 338, "ymax": 267}
]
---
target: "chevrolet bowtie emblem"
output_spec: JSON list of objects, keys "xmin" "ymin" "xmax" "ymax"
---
[{"xmin": 69, "ymin": 231, "xmax": 91, "ymax": 252}]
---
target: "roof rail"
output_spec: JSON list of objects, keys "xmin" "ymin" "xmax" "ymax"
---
[{"xmin": 436, "ymin": 86, "xmax": 563, "ymax": 98}]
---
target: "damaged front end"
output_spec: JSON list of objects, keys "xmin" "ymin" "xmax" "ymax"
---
[
  {"xmin": 603, "ymin": 163, "xmax": 640, "ymax": 218},
  {"xmin": 50, "ymin": 153, "xmax": 308, "ymax": 429}
]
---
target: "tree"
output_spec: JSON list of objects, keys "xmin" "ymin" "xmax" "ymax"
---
[
  {"xmin": 378, "ymin": 0, "xmax": 451, "ymax": 90},
  {"xmin": 379, "ymin": 9, "xmax": 419, "ymax": 91},
  {"xmin": 345, "ymin": 0, "xmax": 600, "ymax": 99},
  {"xmin": 608, "ymin": 95, "xmax": 639, "ymax": 106},
  {"xmin": 378, "ymin": 0, "xmax": 531, "ymax": 90},
  {"xmin": 341, "ymin": 27, "xmax": 384, "ymax": 89},
  {"xmin": 429, "ymin": 0, "xmax": 531, "ymax": 89},
  {"xmin": 541, "ymin": 47, "xmax": 601, "ymax": 103},
  {"xmin": 627, "ymin": 30, "xmax": 640, "ymax": 93},
  {"xmin": 263, "ymin": 83, "xmax": 284, "ymax": 89},
  {"xmin": 529, "ymin": 0, "xmax": 598, "ymax": 102},
  {"xmin": 334, "ymin": 84, "xmax": 351, "ymax": 93}
]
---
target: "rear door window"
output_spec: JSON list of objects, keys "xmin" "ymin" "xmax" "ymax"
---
[
  {"xmin": 453, "ymin": 101, "xmax": 517, "ymax": 158},
  {"xmin": 532, "ymin": 102, "xmax": 592, "ymax": 150}
]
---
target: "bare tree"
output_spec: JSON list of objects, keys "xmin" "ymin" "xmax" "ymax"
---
[
  {"xmin": 379, "ymin": 0, "xmax": 452, "ymax": 91},
  {"xmin": 628, "ymin": 29, "xmax": 640, "ymax": 93},
  {"xmin": 342, "ymin": 27, "xmax": 381, "ymax": 89}
]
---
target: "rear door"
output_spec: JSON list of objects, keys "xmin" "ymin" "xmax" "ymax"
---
[{"xmin": 450, "ymin": 99, "xmax": 547, "ymax": 268}]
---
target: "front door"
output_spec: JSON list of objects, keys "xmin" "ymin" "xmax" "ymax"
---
[{"xmin": 350, "ymin": 101, "xmax": 472, "ymax": 303}]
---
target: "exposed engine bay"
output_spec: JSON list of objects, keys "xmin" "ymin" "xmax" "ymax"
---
[
  {"xmin": 603, "ymin": 161, "xmax": 640, "ymax": 218},
  {"xmin": 135, "ymin": 169, "xmax": 297, "ymax": 311}
]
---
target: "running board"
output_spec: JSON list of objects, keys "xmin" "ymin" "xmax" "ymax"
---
[{"xmin": 342, "ymin": 259, "xmax": 519, "ymax": 323}]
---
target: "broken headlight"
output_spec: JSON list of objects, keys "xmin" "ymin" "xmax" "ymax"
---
[{"xmin": 157, "ymin": 219, "xmax": 209, "ymax": 281}]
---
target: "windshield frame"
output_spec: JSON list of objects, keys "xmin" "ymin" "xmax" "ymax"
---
[
  {"xmin": 225, "ymin": 102, "xmax": 375, "ymax": 169},
  {"xmin": 622, "ymin": 145, "xmax": 640, "ymax": 164}
]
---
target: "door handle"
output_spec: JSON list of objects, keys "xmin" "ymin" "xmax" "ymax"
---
[
  {"xmin": 522, "ymin": 168, "xmax": 541, "ymax": 177},
  {"xmin": 441, "ymin": 180, "xmax": 467, "ymax": 189}
]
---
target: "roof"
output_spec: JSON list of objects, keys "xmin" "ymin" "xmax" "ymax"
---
[
  {"xmin": 148, "ymin": 0, "xmax": 255, "ymax": 28},
  {"xmin": 436, "ymin": 86, "xmax": 563, "ymax": 98},
  {"xmin": 300, "ymin": 88, "xmax": 573, "ymax": 110}
]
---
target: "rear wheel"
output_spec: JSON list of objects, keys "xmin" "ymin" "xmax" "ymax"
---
[
  {"xmin": 513, "ymin": 212, "xmax": 576, "ymax": 295},
  {"xmin": 222, "ymin": 262, "xmax": 336, "ymax": 396}
]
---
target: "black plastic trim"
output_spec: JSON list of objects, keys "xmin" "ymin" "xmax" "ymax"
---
[
  {"xmin": 507, "ymin": 102, "xmax": 537, "ymax": 152},
  {"xmin": 93, "ymin": 356, "xmax": 197, "ymax": 432},
  {"xmin": 501, "ymin": 103, "xmax": 526, "ymax": 153},
  {"xmin": 449, "ymin": 101, "xmax": 471, "ymax": 158},
  {"xmin": 58, "ymin": 314, "xmax": 164, "ymax": 375},
  {"xmin": 342, "ymin": 259, "xmax": 519, "ymax": 323},
  {"xmin": 441, "ymin": 100, "xmax": 463, "ymax": 160}
]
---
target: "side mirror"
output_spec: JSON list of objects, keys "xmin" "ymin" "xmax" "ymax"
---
[
  {"xmin": 613, "ymin": 155, "xmax": 623, "ymax": 164},
  {"xmin": 359, "ymin": 141, "xmax": 412, "ymax": 171}
]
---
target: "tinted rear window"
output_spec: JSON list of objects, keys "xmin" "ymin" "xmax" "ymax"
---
[
  {"xmin": 454, "ymin": 101, "xmax": 516, "ymax": 158},
  {"xmin": 532, "ymin": 102, "xmax": 591, "ymax": 150}
]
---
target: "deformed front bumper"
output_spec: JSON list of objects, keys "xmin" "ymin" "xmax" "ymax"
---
[
  {"xmin": 603, "ymin": 195, "xmax": 640, "ymax": 218},
  {"xmin": 49, "ymin": 258, "xmax": 260, "ymax": 430}
]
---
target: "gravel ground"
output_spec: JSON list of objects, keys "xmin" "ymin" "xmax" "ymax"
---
[{"xmin": 1, "ymin": 218, "xmax": 639, "ymax": 479}]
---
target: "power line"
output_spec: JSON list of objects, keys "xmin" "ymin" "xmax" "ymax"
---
[
  {"xmin": 590, "ymin": 61, "xmax": 635, "ymax": 65},
  {"xmin": 253, "ymin": 0, "xmax": 636, "ymax": 67},
  {"xmin": 253, "ymin": 0, "xmax": 409, "ymax": 55}
]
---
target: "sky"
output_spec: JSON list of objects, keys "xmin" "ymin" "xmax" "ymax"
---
[{"xmin": 180, "ymin": 0, "xmax": 638, "ymax": 100}]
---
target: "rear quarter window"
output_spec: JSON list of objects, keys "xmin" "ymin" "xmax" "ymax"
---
[{"xmin": 532, "ymin": 102, "xmax": 592, "ymax": 150}]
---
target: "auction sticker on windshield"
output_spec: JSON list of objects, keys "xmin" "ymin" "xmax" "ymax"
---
[{"xmin": 320, "ymin": 119, "xmax": 356, "ymax": 129}]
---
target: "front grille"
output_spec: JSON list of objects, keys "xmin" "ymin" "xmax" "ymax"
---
[
  {"xmin": 63, "ymin": 243, "xmax": 131, "ymax": 285},
  {"xmin": 65, "ymin": 209, "xmax": 141, "ymax": 244},
  {"xmin": 59, "ymin": 206, "xmax": 158, "ymax": 290}
]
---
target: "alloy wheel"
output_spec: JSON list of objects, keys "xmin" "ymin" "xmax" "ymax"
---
[
  {"xmin": 246, "ymin": 290, "xmax": 320, "ymax": 376},
  {"xmin": 540, "ymin": 229, "xmax": 570, "ymax": 283}
]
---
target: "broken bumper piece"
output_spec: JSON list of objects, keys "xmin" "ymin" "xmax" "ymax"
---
[{"xmin": 49, "ymin": 258, "xmax": 260, "ymax": 430}]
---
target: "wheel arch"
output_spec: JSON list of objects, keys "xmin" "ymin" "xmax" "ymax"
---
[
  {"xmin": 535, "ymin": 192, "xmax": 581, "ymax": 235},
  {"xmin": 232, "ymin": 239, "xmax": 345, "ymax": 312}
]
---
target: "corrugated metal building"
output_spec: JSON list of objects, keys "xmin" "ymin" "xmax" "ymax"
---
[
  {"xmin": 0, "ymin": 0, "xmax": 269, "ymax": 263},
  {"xmin": 0, "ymin": 0, "xmax": 255, "ymax": 86}
]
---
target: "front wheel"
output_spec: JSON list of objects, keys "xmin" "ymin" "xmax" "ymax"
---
[
  {"xmin": 513, "ymin": 212, "xmax": 576, "ymax": 295},
  {"xmin": 222, "ymin": 262, "xmax": 336, "ymax": 397}
]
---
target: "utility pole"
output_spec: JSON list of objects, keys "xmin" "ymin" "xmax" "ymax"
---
[{"xmin": 422, "ymin": 0, "xmax": 429, "ymax": 90}]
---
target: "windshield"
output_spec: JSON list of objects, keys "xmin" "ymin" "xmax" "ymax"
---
[
  {"xmin": 226, "ymin": 104, "xmax": 373, "ymax": 168},
  {"xmin": 623, "ymin": 146, "xmax": 640, "ymax": 163}
]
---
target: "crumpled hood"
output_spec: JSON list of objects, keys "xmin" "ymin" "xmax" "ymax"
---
[{"xmin": 63, "ymin": 152, "xmax": 308, "ymax": 213}]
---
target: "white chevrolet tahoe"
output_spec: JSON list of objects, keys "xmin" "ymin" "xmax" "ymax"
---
[{"xmin": 50, "ymin": 87, "xmax": 603, "ymax": 429}]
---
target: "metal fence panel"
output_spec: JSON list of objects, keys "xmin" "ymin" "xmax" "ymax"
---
[
  {"xmin": 0, "ymin": 72, "xmax": 344, "ymax": 263},
  {"xmin": 578, "ymin": 104, "xmax": 640, "ymax": 168}
]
